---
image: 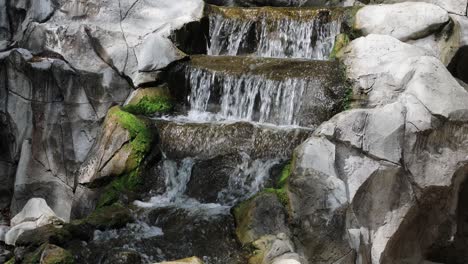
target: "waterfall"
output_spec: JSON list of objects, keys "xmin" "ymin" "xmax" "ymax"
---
[
  {"xmin": 186, "ymin": 68, "xmax": 308, "ymax": 126},
  {"xmin": 135, "ymin": 154, "xmax": 279, "ymax": 208},
  {"xmin": 207, "ymin": 12, "xmax": 341, "ymax": 59}
]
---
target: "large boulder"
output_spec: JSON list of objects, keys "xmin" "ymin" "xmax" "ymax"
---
[
  {"xmin": 289, "ymin": 33, "xmax": 468, "ymax": 263},
  {"xmin": 4, "ymin": 198, "xmax": 63, "ymax": 245},
  {"xmin": 363, "ymin": 0, "xmax": 468, "ymax": 16},
  {"xmin": 355, "ymin": 2, "xmax": 449, "ymax": 41}
]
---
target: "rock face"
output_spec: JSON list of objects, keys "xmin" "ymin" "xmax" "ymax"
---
[
  {"xmin": 287, "ymin": 31, "xmax": 468, "ymax": 263},
  {"xmin": 0, "ymin": 48, "xmax": 131, "ymax": 221},
  {"xmin": 17, "ymin": 0, "xmax": 204, "ymax": 86}
]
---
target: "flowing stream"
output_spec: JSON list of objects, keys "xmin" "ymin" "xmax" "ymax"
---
[
  {"xmin": 186, "ymin": 68, "xmax": 309, "ymax": 126},
  {"xmin": 207, "ymin": 11, "xmax": 341, "ymax": 59}
]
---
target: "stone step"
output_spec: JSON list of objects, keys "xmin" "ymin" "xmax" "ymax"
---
[
  {"xmin": 165, "ymin": 55, "xmax": 348, "ymax": 128},
  {"xmin": 154, "ymin": 118, "xmax": 312, "ymax": 160}
]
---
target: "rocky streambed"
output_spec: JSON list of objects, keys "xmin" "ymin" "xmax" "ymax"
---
[{"xmin": 1, "ymin": 0, "xmax": 468, "ymax": 264}]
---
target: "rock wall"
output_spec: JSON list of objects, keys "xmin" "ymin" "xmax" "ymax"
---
[{"xmin": 287, "ymin": 2, "xmax": 468, "ymax": 264}]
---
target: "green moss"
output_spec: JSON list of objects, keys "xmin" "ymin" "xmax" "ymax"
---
[
  {"xmin": 330, "ymin": 34, "xmax": 350, "ymax": 60},
  {"xmin": 123, "ymin": 95, "xmax": 173, "ymax": 116},
  {"xmin": 41, "ymin": 245, "xmax": 74, "ymax": 264},
  {"xmin": 81, "ymin": 203, "xmax": 133, "ymax": 230},
  {"xmin": 5, "ymin": 258, "xmax": 15, "ymax": 264},
  {"xmin": 263, "ymin": 188, "xmax": 288, "ymax": 207},
  {"xmin": 23, "ymin": 244, "xmax": 47, "ymax": 264},
  {"xmin": 97, "ymin": 107, "xmax": 154, "ymax": 207},
  {"xmin": 277, "ymin": 162, "xmax": 291, "ymax": 188},
  {"xmin": 342, "ymin": 87, "xmax": 353, "ymax": 111}
]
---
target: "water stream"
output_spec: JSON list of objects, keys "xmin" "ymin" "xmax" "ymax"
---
[
  {"xmin": 208, "ymin": 12, "xmax": 341, "ymax": 59},
  {"xmin": 134, "ymin": 153, "xmax": 280, "ymax": 209},
  {"xmin": 186, "ymin": 68, "xmax": 310, "ymax": 126}
]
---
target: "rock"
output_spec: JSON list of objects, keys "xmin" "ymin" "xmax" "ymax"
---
[
  {"xmin": 78, "ymin": 106, "xmax": 155, "ymax": 185},
  {"xmin": 156, "ymin": 256, "xmax": 204, "ymax": 264},
  {"xmin": 123, "ymin": 85, "xmax": 173, "ymax": 116},
  {"xmin": 355, "ymin": 2, "xmax": 449, "ymax": 41},
  {"xmin": 15, "ymin": 203, "xmax": 133, "ymax": 248},
  {"xmin": 363, "ymin": 0, "xmax": 468, "ymax": 16},
  {"xmin": 102, "ymin": 250, "xmax": 142, "ymax": 264},
  {"xmin": 5, "ymin": 198, "xmax": 63, "ymax": 245},
  {"xmin": 249, "ymin": 234, "xmax": 302, "ymax": 264},
  {"xmin": 287, "ymin": 137, "xmax": 351, "ymax": 263},
  {"xmin": 233, "ymin": 193, "xmax": 290, "ymax": 245},
  {"xmin": 340, "ymin": 34, "xmax": 430, "ymax": 107},
  {"xmin": 289, "ymin": 29, "xmax": 468, "ymax": 263},
  {"xmin": 0, "ymin": 48, "xmax": 131, "ymax": 220},
  {"xmin": 40, "ymin": 244, "xmax": 74, "ymax": 264},
  {"xmin": 18, "ymin": 0, "xmax": 204, "ymax": 84}
]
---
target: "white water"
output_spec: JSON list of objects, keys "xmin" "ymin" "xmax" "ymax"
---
[
  {"xmin": 187, "ymin": 68, "xmax": 309, "ymax": 126},
  {"xmin": 135, "ymin": 153, "xmax": 279, "ymax": 209},
  {"xmin": 208, "ymin": 14, "xmax": 341, "ymax": 60}
]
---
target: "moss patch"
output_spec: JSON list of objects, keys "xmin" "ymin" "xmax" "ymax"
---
[
  {"xmin": 124, "ymin": 95, "xmax": 173, "ymax": 116},
  {"xmin": 342, "ymin": 87, "xmax": 353, "ymax": 110},
  {"xmin": 330, "ymin": 33, "xmax": 350, "ymax": 60},
  {"xmin": 78, "ymin": 203, "xmax": 133, "ymax": 230},
  {"xmin": 97, "ymin": 107, "xmax": 154, "ymax": 207},
  {"xmin": 41, "ymin": 244, "xmax": 74, "ymax": 264},
  {"xmin": 5, "ymin": 258, "xmax": 15, "ymax": 264}
]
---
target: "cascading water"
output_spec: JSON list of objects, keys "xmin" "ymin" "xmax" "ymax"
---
[
  {"xmin": 207, "ymin": 9, "xmax": 342, "ymax": 59},
  {"xmin": 186, "ymin": 68, "xmax": 308, "ymax": 126},
  {"xmin": 135, "ymin": 153, "xmax": 280, "ymax": 208}
]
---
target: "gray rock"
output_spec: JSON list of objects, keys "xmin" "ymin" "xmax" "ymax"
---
[
  {"xmin": 0, "ymin": 49, "xmax": 131, "ymax": 220},
  {"xmin": 356, "ymin": 2, "xmax": 449, "ymax": 42},
  {"xmin": 290, "ymin": 32, "xmax": 468, "ymax": 263},
  {"xmin": 155, "ymin": 120, "xmax": 312, "ymax": 160},
  {"xmin": 362, "ymin": 0, "xmax": 468, "ymax": 16},
  {"xmin": 18, "ymin": 0, "xmax": 204, "ymax": 85}
]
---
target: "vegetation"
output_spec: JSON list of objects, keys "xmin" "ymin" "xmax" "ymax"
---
[
  {"xmin": 123, "ymin": 95, "xmax": 172, "ymax": 116},
  {"xmin": 330, "ymin": 33, "xmax": 350, "ymax": 59},
  {"xmin": 97, "ymin": 107, "xmax": 154, "ymax": 208},
  {"xmin": 342, "ymin": 87, "xmax": 353, "ymax": 110}
]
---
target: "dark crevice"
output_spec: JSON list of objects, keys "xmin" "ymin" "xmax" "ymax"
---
[{"xmin": 448, "ymin": 46, "xmax": 468, "ymax": 84}]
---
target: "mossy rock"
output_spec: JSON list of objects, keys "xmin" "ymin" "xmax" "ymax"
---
[
  {"xmin": 96, "ymin": 107, "xmax": 155, "ymax": 207},
  {"xmin": 5, "ymin": 258, "xmax": 15, "ymax": 264},
  {"xmin": 17, "ymin": 204, "xmax": 133, "ymax": 249},
  {"xmin": 76, "ymin": 203, "xmax": 133, "ymax": 230},
  {"xmin": 159, "ymin": 256, "xmax": 204, "ymax": 263},
  {"xmin": 124, "ymin": 85, "xmax": 173, "ymax": 116},
  {"xmin": 15, "ymin": 225, "xmax": 73, "ymax": 248},
  {"xmin": 21, "ymin": 244, "xmax": 74, "ymax": 264},
  {"xmin": 233, "ymin": 192, "xmax": 290, "ymax": 245},
  {"xmin": 40, "ymin": 244, "xmax": 74, "ymax": 264}
]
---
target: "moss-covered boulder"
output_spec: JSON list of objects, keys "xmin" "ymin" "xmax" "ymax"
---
[
  {"xmin": 124, "ymin": 85, "xmax": 173, "ymax": 116},
  {"xmin": 233, "ymin": 192, "xmax": 290, "ymax": 245},
  {"xmin": 40, "ymin": 244, "xmax": 74, "ymax": 264},
  {"xmin": 77, "ymin": 106, "xmax": 156, "ymax": 207},
  {"xmin": 19, "ymin": 243, "xmax": 74, "ymax": 264},
  {"xmin": 16, "ymin": 204, "xmax": 133, "ymax": 248}
]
